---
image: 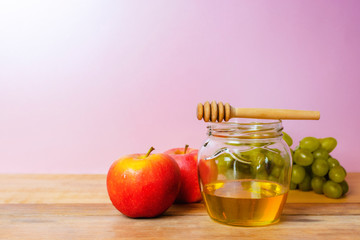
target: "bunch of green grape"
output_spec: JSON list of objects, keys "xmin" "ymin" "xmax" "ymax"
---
[
  {"xmin": 215, "ymin": 143, "xmax": 287, "ymax": 183},
  {"xmin": 283, "ymin": 133, "xmax": 349, "ymax": 199}
]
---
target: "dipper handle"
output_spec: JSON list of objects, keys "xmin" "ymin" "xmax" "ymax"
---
[{"xmin": 197, "ymin": 101, "xmax": 320, "ymax": 122}]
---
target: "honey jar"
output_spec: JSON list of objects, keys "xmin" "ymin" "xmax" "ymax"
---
[{"xmin": 198, "ymin": 119, "xmax": 292, "ymax": 226}]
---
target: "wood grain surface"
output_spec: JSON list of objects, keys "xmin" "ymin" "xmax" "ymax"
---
[{"xmin": 0, "ymin": 173, "xmax": 359, "ymax": 240}]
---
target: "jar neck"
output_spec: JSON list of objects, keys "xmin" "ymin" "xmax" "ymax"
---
[{"xmin": 207, "ymin": 119, "xmax": 283, "ymax": 139}]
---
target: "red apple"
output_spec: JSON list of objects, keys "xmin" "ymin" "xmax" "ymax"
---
[
  {"xmin": 164, "ymin": 145, "xmax": 202, "ymax": 203},
  {"xmin": 106, "ymin": 147, "xmax": 181, "ymax": 218},
  {"xmin": 198, "ymin": 158, "xmax": 218, "ymax": 185}
]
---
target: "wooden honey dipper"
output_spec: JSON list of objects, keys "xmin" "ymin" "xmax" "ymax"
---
[{"xmin": 197, "ymin": 101, "xmax": 320, "ymax": 122}]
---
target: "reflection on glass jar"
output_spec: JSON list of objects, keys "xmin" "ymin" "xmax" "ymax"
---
[{"xmin": 198, "ymin": 119, "xmax": 292, "ymax": 226}]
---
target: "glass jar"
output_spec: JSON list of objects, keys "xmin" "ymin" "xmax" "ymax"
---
[{"xmin": 198, "ymin": 119, "xmax": 292, "ymax": 227}]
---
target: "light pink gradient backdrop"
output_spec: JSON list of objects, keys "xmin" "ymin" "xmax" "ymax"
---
[{"xmin": 1, "ymin": 1, "xmax": 359, "ymax": 173}]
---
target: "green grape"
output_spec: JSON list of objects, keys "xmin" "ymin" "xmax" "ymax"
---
[
  {"xmin": 312, "ymin": 148, "xmax": 329, "ymax": 159},
  {"xmin": 294, "ymin": 149, "xmax": 314, "ymax": 166},
  {"xmin": 327, "ymin": 157, "xmax": 340, "ymax": 169},
  {"xmin": 323, "ymin": 180, "xmax": 343, "ymax": 199},
  {"xmin": 234, "ymin": 160, "xmax": 251, "ymax": 175},
  {"xmin": 225, "ymin": 168, "xmax": 240, "ymax": 180},
  {"xmin": 320, "ymin": 137, "xmax": 337, "ymax": 153},
  {"xmin": 250, "ymin": 152, "xmax": 266, "ymax": 172},
  {"xmin": 240, "ymin": 148, "xmax": 263, "ymax": 162},
  {"xmin": 265, "ymin": 150, "xmax": 284, "ymax": 166},
  {"xmin": 340, "ymin": 180, "xmax": 349, "ymax": 195},
  {"xmin": 224, "ymin": 158, "xmax": 251, "ymax": 180},
  {"xmin": 270, "ymin": 166, "xmax": 282, "ymax": 178},
  {"xmin": 256, "ymin": 170, "xmax": 268, "ymax": 180},
  {"xmin": 279, "ymin": 169, "xmax": 285, "ymax": 182},
  {"xmin": 282, "ymin": 132, "xmax": 293, "ymax": 147},
  {"xmin": 268, "ymin": 175, "xmax": 279, "ymax": 182},
  {"xmin": 298, "ymin": 173, "xmax": 312, "ymax": 191},
  {"xmin": 216, "ymin": 153, "xmax": 234, "ymax": 174},
  {"xmin": 311, "ymin": 158, "xmax": 329, "ymax": 177},
  {"xmin": 300, "ymin": 137, "xmax": 320, "ymax": 152},
  {"xmin": 311, "ymin": 176, "xmax": 326, "ymax": 194},
  {"xmin": 290, "ymin": 182, "xmax": 297, "ymax": 190},
  {"xmin": 291, "ymin": 165, "xmax": 306, "ymax": 184},
  {"xmin": 226, "ymin": 166, "xmax": 251, "ymax": 180},
  {"xmin": 329, "ymin": 166, "xmax": 346, "ymax": 183}
]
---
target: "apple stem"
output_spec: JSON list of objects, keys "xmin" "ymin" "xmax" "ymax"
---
[
  {"xmin": 184, "ymin": 144, "xmax": 189, "ymax": 154},
  {"xmin": 145, "ymin": 147, "xmax": 155, "ymax": 157}
]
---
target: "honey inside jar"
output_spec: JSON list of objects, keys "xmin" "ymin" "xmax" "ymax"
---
[{"xmin": 202, "ymin": 179, "xmax": 288, "ymax": 226}]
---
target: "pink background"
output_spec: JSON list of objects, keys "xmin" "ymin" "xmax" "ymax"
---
[{"xmin": 1, "ymin": 1, "xmax": 359, "ymax": 173}]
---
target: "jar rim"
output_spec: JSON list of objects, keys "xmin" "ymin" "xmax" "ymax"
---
[{"xmin": 207, "ymin": 119, "xmax": 283, "ymax": 139}]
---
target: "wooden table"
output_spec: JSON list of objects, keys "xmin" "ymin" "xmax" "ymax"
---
[{"xmin": 0, "ymin": 174, "xmax": 359, "ymax": 240}]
